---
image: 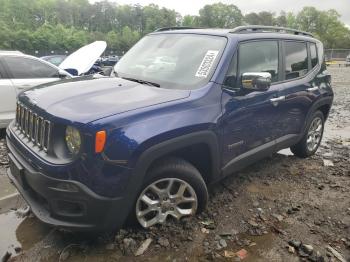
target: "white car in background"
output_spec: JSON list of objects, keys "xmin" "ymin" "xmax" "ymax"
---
[
  {"xmin": 346, "ymin": 54, "xmax": 350, "ymax": 67},
  {"xmin": 0, "ymin": 51, "xmax": 72, "ymax": 129},
  {"xmin": 0, "ymin": 41, "xmax": 107, "ymax": 130}
]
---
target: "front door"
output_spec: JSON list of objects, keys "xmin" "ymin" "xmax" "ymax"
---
[{"xmin": 220, "ymin": 40, "xmax": 284, "ymax": 168}]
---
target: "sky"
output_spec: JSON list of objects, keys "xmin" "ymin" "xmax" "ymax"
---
[{"xmin": 89, "ymin": 0, "xmax": 350, "ymax": 26}]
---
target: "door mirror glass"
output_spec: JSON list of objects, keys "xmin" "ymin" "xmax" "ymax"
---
[{"xmin": 241, "ymin": 72, "xmax": 271, "ymax": 91}]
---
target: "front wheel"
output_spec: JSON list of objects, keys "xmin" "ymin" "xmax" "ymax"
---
[
  {"xmin": 135, "ymin": 157, "xmax": 208, "ymax": 228},
  {"xmin": 291, "ymin": 110, "xmax": 324, "ymax": 158}
]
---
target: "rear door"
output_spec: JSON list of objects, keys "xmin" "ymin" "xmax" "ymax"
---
[
  {"xmin": 274, "ymin": 40, "xmax": 320, "ymax": 143},
  {"xmin": 2, "ymin": 56, "xmax": 60, "ymax": 94},
  {"xmin": 0, "ymin": 59, "xmax": 16, "ymax": 128}
]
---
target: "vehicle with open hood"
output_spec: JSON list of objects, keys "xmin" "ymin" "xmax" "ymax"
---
[{"xmin": 59, "ymin": 41, "xmax": 107, "ymax": 76}]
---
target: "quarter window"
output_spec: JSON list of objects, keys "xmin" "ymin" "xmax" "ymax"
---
[
  {"xmin": 310, "ymin": 43, "xmax": 318, "ymax": 68},
  {"xmin": 284, "ymin": 41, "xmax": 308, "ymax": 80},
  {"xmin": 3, "ymin": 56, "xmax": 58, "ymax": 79},
  {"xmin": 223, "ymin": 53, "xmax": 238, "ymax": 89},
  {"xmin": 238, "ymin": 41, "xmax": 279, "ymax": 83}
]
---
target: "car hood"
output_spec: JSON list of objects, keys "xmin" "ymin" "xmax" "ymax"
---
[
  {"xmin": 19, "ymin": 76, "xmax": 190, "ymax": 124},
  {"xmin": 59, "ymin": 41, "xmax": 107, "ymax": 75}
]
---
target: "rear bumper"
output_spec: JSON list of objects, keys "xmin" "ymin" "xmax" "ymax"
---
[{"xmin": 6, "ymin": 135, "xmax": 130, "ymax": 232}]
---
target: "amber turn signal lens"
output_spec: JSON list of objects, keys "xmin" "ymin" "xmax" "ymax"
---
[{"xmin": 95, "ymin": 130, "xmax": 106, "ymax": 153}]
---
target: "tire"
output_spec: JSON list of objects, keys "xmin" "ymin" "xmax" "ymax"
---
[
  {"xmin": 0, "ymin": 129, "xmax": 5, "ymax": 139},
  {"xmin": 133, "ymin": 157, "xmax": 208, "ymax": 228},
  {"xmin": 290, "ymin": 110, "xmax": 324, "ymax": 158}
]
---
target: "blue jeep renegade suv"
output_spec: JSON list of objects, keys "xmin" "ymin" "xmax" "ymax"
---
[{"xmin": 6, "ymin": 26, "xmax": 333, "ymax": 231}]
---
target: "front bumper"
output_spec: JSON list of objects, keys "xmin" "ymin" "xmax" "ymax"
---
[{"xmin": 6, "ymin": 135, "xmax": 131, "ymax": 232}]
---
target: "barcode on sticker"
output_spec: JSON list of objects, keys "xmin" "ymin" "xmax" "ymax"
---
[{"xmin": 195, "ymin": 50, "xmax": 219, "ymax": 78}]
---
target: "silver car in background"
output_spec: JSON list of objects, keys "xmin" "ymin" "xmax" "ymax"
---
[
  {"xmin": 346, "ymin": 54, "xmax": 350, "ymax": 67},
  {"xmin": 0, "ymin": 51, "xmax": 71, "ymax": 129}
]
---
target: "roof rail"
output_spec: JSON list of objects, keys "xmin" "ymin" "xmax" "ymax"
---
[
  {"xmin": 230, "ymin": 25, "xmax": 314, "ymax": 37},
  {"xmin": 154, "ymin": 26, "xmax": 199, "ymax": 32}
]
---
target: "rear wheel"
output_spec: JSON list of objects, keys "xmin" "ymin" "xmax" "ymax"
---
[
  {"xmin": 135, "ymin": 157, "xmax": 208, "ymax": 228},
  {"xmin": 291, "ymin": 110, "xmax": 324, "ymax": 158}
]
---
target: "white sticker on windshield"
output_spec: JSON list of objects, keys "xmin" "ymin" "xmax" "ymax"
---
[{"xmin": 195, "ymin": 50, "xmax": 219, "ymax": 78}]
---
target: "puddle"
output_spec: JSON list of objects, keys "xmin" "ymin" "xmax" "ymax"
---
[
  {"xmin": 0, "ymin": 176, "xmax": 17, "ymax": 199},
  {"xmin": 0, "ymin": 210, "xmax": 51, "ymax": 257},
  {"xmin": 277, "ymin": 125, "xmax": 350, "ymax": 157},
  {"xmin": 0, "ymin": 211, "xmax": 23, "ymax": 255},
  {"xmin": 324, "ymin": 126, "xmax": 350, "ymax": 141}
]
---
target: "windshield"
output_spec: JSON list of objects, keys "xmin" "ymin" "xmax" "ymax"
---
[{"xmin": 114, "ymin": 34, "xmax": 227, "ymax": 90}]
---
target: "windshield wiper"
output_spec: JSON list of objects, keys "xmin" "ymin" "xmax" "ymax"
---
[{"xmin": 121, "ymin": 77, "xmax": 160, "ymax": 88}]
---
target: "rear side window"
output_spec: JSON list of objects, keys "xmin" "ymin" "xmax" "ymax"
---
[
  {"xmin": 3, "ymin": 56, "xmax": 58, "ymax": 79},
  {"xmin": 284, "ymin": 41, "xmax": 308, "ymax": 80},
  {"xmin": 238, "ymin": 41, "xmax": 279, "ymax": 83},
  {"xmin": 310, "ymin": 43, "xmax": 318, "ymax": 68}
]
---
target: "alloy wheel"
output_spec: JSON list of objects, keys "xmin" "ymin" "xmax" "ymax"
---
[
  {"xmin": 136, "ymin": 178, "xmax": 198, "ymax": 228},
  {"xmin": 306, "ymin": 116, "xmax": 323, "ymax": 152}
]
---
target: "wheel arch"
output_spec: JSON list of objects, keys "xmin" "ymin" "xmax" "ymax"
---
[
  {"xmin": 302, "ymin": 96, "xmax": 333, "ymax": 135},
  {"xmin": 133, "ymin": 131, "xmax": 221, "ymax": 185}
]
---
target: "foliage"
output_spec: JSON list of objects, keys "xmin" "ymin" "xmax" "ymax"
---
[
  {"xmin": 0, "ymin": 0, "xmax": 349, "ymax": 55},
  {"xmin": 198, "ymin": 3, "xmax": 243, "ymax": 28}
]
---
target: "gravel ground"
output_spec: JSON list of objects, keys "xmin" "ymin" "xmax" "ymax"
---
[{"xmin": 0, "ymin": 67, "xmax": 349, "ymax": 262}]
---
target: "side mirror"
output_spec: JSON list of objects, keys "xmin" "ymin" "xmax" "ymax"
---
[{"xmin": 241, "ymin": 72, "xmax": 272, "ymax": 91}]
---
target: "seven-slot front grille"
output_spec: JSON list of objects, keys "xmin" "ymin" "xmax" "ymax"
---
[{"xmin": 15, "ymin": 102, "xmax": 51, "ymax": 152}]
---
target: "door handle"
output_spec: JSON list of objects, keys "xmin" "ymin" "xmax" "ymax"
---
[
  {"xmin": 270, "ymin": 96, "xmax": 285, "ymax": 106},
  {"xmin": 307, "ymin": 86, "xmax": 319, "ymax": 92}
]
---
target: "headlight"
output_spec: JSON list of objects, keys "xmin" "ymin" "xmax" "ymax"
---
[{"xmin": 65, "ymin": 126, "xmax": 81, "ymax": 155}]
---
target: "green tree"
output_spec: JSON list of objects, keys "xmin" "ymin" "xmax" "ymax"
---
[
  {"xmin": 182, "ymin": 15, "xmax": 199, "ymax": 27},
  {"xmin": 244, "ymin": 13, "xmax": 261, "ymax": 25},
  {"xmin": 244, "ymin": 11, "xmax": 276, "ymax": 26},
  {"xmin": 0, "ymin": 0, "xmax": 349, "ymax": 53},
  {"xmin": 275, "ymin": 12, "xmax": 287, "ymax": 27},
  {"xmin": 296, "ymin": 7, "xmax": 350, "ymax": 48},
  {"xmin": 198, "ymin": 3, "xmax": 243, "ymax": 28},
  {"xmin": 118, "ymin": 26, "xmax": 140, "ymax": 52}
]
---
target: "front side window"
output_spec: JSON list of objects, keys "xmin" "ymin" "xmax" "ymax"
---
[
  {"xmin": 284, "ymin": 41, "xmax": 308, "ymax": 80},
  {"xmin": 238, "ymin": 41, "xmax": 279, "ymax": 83},
  {"xmin": 115, "ymin": 34, "xmax": 227, "ymax": 90},
  {"xmin": 310, "ymin": 43, "xmax": 318, "ymax": 68},
  {"xmin": 3, "ymin": 56, "xmax": 58, "ymax": 79}
]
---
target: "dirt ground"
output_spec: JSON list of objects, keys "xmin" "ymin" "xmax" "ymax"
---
[{"xmin": 0, "ymin": 67, "xmax": 349, "ymax": 262}]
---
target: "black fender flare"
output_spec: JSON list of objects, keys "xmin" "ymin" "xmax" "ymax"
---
[
  {"xmin": 133, "ymin": 130, "xmax": 220, "ymax": 183},
  {"xmin": 120, "ymin": 130, "xmax": 220, "ymax": 213},
  {"xmin": 301, "ymin": 95, "xmax": 333, "ymax": 137}
]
